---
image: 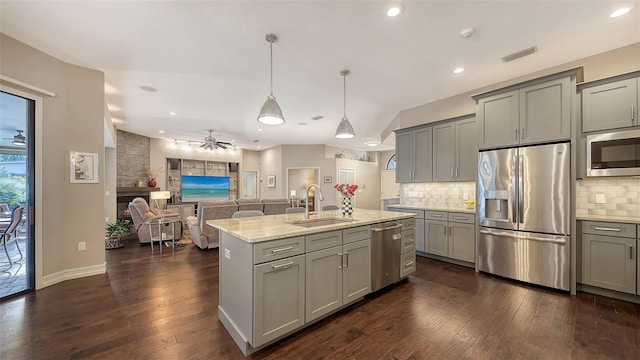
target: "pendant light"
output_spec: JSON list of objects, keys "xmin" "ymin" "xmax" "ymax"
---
[
  {"xmin": 257, "ymin": 33, "xmax": 285, "ymax": 125},
  {"xmin": 12, "ymin": 130, "xmax": 26, "ymax": 146},
  {"xmin": 335, "ymin": 70, "xmax": 355, "ymax": 139}
]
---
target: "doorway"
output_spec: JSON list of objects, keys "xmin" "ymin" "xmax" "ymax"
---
[
  {"xmin": 0, "ymin": 90, "xmax": 35, "ymax": 300},
  {"xmin": 286, "ymin": 168, "xmax": 319, "ymax": 210}
]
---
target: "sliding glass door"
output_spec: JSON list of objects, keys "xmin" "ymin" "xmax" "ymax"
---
[{"xmin": 0, "ymin": 90, "xmax": 35, "ymax": 299}]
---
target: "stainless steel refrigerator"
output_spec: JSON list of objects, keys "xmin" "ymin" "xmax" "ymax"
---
[{"xmin": 477, "ymin": 142, "xmax": 570, "ymax": 290}]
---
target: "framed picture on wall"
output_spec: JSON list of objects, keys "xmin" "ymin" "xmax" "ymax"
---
[
  {"xmin": 70, "ymin": 151, "xmax": 99, "ymax": 184},
  {"xmin": 267, "ymin": 175, "xmax": 276, "ymax": 188},
  {"xmin": 323, "ymin": 176, "xmax": 332, "ymax": 183}
]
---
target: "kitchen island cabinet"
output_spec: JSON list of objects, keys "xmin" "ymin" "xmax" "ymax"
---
[{"xmin": 209, "ymin": 209, "xmax": 415, "ymax": 355}]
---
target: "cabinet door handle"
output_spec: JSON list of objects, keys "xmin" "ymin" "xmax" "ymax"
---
[
  {"xmin": 450, "ymin": 169, "xmax": 454, "ymax": 178},
  {"xmin": 452, "ymin": 216, "xmax": 467, "ymax": 220},
  {"xmin": 272, "ymin": 261, "xmax": 294, "ymax": 269},
  {"xmin": 443, "ymin": 226, "xmax": 447, "ymax": 236},
  {"xmin": 430, "ymin": 213, "xmax": 443, "ymax": 218},
  {"xmin": 630, "ymin": 245, "xmax": 634, "ymax": 260},
  {"xmin": 632, "ymin": 105, "xmax": 635, "ymax": 122},
  {"xmin": 521, "ymin": 127, "xmax": 525, "ymax": 139},
  {"xmin": 404, "ymin": 261, "xmax": 415, "ymax": 267},
  {"xmin": 455, "ymin": 169, "xmax": 459, "ymax": 178},
  {"xmin": 271, "ymin": 246, "xmax": 294, "ymax": 253},
  {"xmin": 338, "ymin": 253, "xmax": 343, "ymax": 269},
  {"xmin": 593, "ymin": 227, "xmax": 621, "ymax": 232},
  {"xmin": 514, "ymin": 128, "xmax": 518, "ymax": 140},
  {"xmin": 344, "ymin": 252, "xmax": 349, "ymax": 268}
]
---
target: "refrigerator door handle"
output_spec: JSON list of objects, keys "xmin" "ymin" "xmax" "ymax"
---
[
  {"xmin": 511, "ymin": 153, "xmax": 518, "ymax": 224},
  {"xmin": 479, "ymin": 229, "xmax": 568, "ymax": 245},
  {"xmin": 518, "ymin": 154, "xmax": 524, "ymax": 224}
]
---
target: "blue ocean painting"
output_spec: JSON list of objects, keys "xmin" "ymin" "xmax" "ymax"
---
[{"xmin": 181, "ymin": 175, "xmax": 230, "ymax": 202}]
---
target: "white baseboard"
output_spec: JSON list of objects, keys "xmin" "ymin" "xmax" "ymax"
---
[{"xmin": 41, "ymin": 263, "xmax": 106, "ymax": 288}]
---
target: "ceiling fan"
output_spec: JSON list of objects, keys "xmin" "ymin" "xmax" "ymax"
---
[
  {"xmin": 1, "ymin": 130, "xmax": 26, "ymax": 146},
  {"xmin": 199, "ymin": 129, "xmax": 233, "ymax": 150}
]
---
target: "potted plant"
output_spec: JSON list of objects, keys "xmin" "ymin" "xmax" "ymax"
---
[{"xmin": 105, "ymin": 219, "xmax": 131, "ymax": 249}]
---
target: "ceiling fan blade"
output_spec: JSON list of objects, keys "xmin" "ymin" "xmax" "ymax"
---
[
  {"xmin": 217, "ymin": 144, "xmax": 227, "ymax": 149},
  {"xmin": 199, "ymin": 143, "xmax": 207, "ymax": 148}
]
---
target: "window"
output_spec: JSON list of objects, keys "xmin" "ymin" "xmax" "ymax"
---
[{"xmin": 385, "ymin": 154, "xmax": 396, "ymax": 170}]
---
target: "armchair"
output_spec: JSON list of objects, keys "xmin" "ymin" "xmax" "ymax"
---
[{"xmin": 128, "ymin": 197, "xmax": 182, "ymax": 244}]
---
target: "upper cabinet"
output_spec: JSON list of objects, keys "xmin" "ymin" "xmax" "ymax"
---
[
  {"xmin": 581, "ymin": 76, "xmax": 639, "ymax": 132},
  {"xmin": 433, "ymin": 116, "xmax": 477, "ymax": 181},
  {"xmin": 475, "ymin": 72, "xmax": 575, "ymax": 149},
  {"xmin": 395, "ymin": 126, "xmax": 433, "ymax": 183}
]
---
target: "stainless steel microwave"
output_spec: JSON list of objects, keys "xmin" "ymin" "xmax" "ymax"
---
[{"xmin": 587, "ymin": 129, "xmax": 640, "ymax": 177}]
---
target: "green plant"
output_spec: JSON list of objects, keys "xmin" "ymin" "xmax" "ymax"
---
[{"xmin": 105, "ymin": 219, "xmax": 131, "ymax": 239}]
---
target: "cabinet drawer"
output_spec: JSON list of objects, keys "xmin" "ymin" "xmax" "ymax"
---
[
  {"xmin": 306, "ymin": 230, "xmax": 343, "ymax": 252},
  {"xmin": 343, "ymin": 225, "xmax": 371, "ymax": 244},
  {"xmin": 425, "ymin": 211, "xmax": 447, "ymax": 220},
  {"xmin": 401, "ymin": 231, "xmax": 416, "ymax": 254},
  {"xmin": 448, "ymin": 212, "xmax": 475, "ymax": 224},
  {"xmin": 582, "ymin": 221, "xmax": 636, "ymax": 238},
  {"xmin": 400, "ymin": 252, "xmax": 416, "ymax": 278},
  {"xmin": 401, "ymin": 217, "xmax": 416, "ymax": 231},
  {"xmin": 253, "ymin": 236, "xmax": 305, "ymax": 264}
]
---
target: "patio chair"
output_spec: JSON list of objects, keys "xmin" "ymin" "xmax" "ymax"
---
[{"xmin": 1, "ymin": 206, "xmax": 25, "ymax": 268}]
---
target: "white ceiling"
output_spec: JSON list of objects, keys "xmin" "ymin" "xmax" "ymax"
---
[{"xmin": 1, "ymin": 1, "xmax": 639, "ymax": 151}]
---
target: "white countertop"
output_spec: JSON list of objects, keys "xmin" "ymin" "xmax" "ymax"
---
[
  {"xmin": 576, "ymin": 215, "xmax": 640, "ymax": 225},
  {"xmin": 387, "ymin": 204, "xmax": 476, "ymax": 214},
  {"xmin": 207, "ymin": 208, "xmax": 416, "ymax": 243}
]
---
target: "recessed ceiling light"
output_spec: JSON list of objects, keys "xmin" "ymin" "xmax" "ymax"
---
[
  {"xmin": 257, "ymin": 146, "xmax": 261, "ymax": 149},
  {"xmin": 140, "ymin": 85, "xmax": 157, "ymax": 92},
  {"xmin": 158, "ymin": 130, "xmax": 165, "ymax": 134},
  {"xmin": 257, "ymin": 128, "xmax": 263, "ymax": 132},
  {"xmin": 169, "ymin": 112, "xmax": 176, "ymax": 116},
  {"xmin": 311, "ymin": 115, "xmax": 324, "ymax": 121},
  {"xmin": 364, "ymin": 141, "xmax": 380, "ymax": 147},
  {"xmin": 460, "ymin": 27, "xmax": 475, "ymax": 39},
  {"xmin": 610, "ymin": 7, "xmax": 630, "ymax": 17},
  {"xmin": 386, "ymin": 5, "xmax": 404, "ymax": 17},
  {"xmin": 453, "ymin": 67, "xmax": 464, "ymax": 74},
  {"xmin": 299, "ymin": 122, "xmax": 308, "ymax": 126}
]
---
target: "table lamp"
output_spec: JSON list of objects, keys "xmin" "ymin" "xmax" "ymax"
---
[{"xmin": 150, "ymin": 191, "xmax": 171, "ymax": 211}]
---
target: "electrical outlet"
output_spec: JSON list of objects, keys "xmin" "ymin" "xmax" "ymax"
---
[
  {"xmin": 595, "ymin": 193, "xmax": 605, "ymax": 204},
  {"xmin": 463, "ymin": 192, "xmax": 469, "ymax": 200},
  {"xmin": 225, "ymin": 248, "xmax": 231, "ymax": 260},
  {"xmin": 78, "ymin": 242, "xmax": 86, "ymax": 251}
]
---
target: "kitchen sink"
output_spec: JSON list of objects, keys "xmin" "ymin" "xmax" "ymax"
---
[{"xmin": 287, "ymin": 217, "xmax": 354, "ymax": 228}]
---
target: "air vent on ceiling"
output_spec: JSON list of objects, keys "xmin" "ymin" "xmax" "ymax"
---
[
  {"xmin": 502, "ymin": 46, "xmax": 537, "ymax": 62},
  {"xmin": 311, "ymin": 115, "xmax": 324, "ymax": 121},
  {"xmin": 252, "ymin": 140, "xmax": 260, "ymax": 143}
]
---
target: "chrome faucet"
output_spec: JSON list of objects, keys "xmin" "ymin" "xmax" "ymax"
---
[{"xmin": 304, "ymin": 184, "xmax": 324, "ymax": 220}]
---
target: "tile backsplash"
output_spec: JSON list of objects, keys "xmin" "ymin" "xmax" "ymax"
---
[
  {"xmin": 401, "ymin": 182, "xmax": 476, "ymax": 209},
  {"xmin": 576, "ymin": 177, "xmax": 640, "ymax": 217}
]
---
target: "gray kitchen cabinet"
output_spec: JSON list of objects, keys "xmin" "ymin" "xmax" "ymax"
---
[
  {"xmin": 581, "ymin": 221, "xmax": 636, "ymax": 295},
  {"xmin": 476, "ymin": 74, "xmax": 573, "ymax": 149},
  {"xmin": 415, "ymin": 218, "xmax": 425, "ymax": 252},
  {"xmin": 425, "ymin": 211, "xmax": 475, "ymax": 264},
  {"xmin": 254, "ymin": 254, "xmax": 306, "ymax": 347},
  {"xmin": 425, "ymin": 219, "xmax": 448, "ymax": 257},
  {"xmin": 305, "ymin": 235, "xmax": 370, "ymax": 323},
  {"xmin": 582, "ymin": 77, "xmax": 638, "ymax": 132},
  {"xmin": 434, "ymin": 116, "xmax": 477, "ymax": 182},
  {"xmin": 476, "ymin": 90, "xmax": 519, "ymax": 149},
  {"xmin": 395, "ymin": 126, "xmax": 433, "ymax": 183}
]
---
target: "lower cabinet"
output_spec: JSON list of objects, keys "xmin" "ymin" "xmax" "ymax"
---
[
  {"xmin": 305, "ymin": 239, "xmax": 371, "ymax": 322},
  {"xmin": 581, "ymin": 221, "xmax": 637, "ymax": 295},
  {"xmin": 425, "ymin": 211, "xmax": 475, "ymax": 263},
  {"xmin": 254, "ymin": 254, "xmax": 306, "ymax": 347}
]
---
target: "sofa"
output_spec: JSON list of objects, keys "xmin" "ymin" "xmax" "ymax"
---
[
  {"xmin": 236, "ymin": 198, "xmax": 264, "ymax": 212},
  {"xmin": 128, "ymin": 197, "xmax": 183, "ymax": 244},
  {"xmin": 193, "ymin": 200, "xmax": 238, "ymax": 249},
  {"xmin": 262, "ymin": 198, "xmax": 291, "ymax": 215}
]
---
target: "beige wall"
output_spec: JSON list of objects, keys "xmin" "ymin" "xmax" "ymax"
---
[
  {"xmin": 259, "ymin": 146, "xmax": 283, "ymax": 199},
  {"xmin": 1, "ymin": 33, "xmax": 105, "ymax": 285},
  {"xmin": 336, "ymin": 158, "xmax": 381, "ymax": 210},
  {"xmin": 383, "ymin": 42, "xmax": 640, "ymax": 140},
  {"xmin": 281, "ymin": 145, "xmax": 337, "ymax": 207}
]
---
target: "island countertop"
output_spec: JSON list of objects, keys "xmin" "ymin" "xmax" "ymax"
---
[{"xmin": 207, "ymin": 208, "xmax": 416, "ymax": 243}]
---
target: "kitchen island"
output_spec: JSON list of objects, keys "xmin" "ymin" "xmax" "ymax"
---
[{"xmin": 208, "ymin": 208, "xmax": 416, "ymax": 355}]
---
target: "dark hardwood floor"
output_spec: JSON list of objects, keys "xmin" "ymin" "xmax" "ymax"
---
[{"xmin": 1, "ymin": 238, "xmax": 640, "ymax": 359}]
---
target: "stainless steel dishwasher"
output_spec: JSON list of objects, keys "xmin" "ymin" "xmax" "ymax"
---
[{"xmin": 371, "ymin": 221, "xmax": 403, "ymax": 292}]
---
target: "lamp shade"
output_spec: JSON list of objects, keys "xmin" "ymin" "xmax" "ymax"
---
[
  {"xmin": 150, "ymin": 191, "xmax": 171, "ymax": 200},
  {"xmin": 257, "ymin": 95, "xmax": 285, "ymax": 125},
  {"xmin": 335, "ymin": 116, "xmax": 355, "ymax": 139}
]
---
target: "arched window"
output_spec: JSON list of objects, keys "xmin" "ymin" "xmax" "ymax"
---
[{"xmin": 385, "ymin": 154, "xmax": 396, "ymax": 170}]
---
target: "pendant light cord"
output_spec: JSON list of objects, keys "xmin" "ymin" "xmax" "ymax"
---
[
  {"xmin": 343, "ymin": 73, "xmax": 346, "ymax": 117},
  {"xmin": 270, "ymin": 41, "xmax": 274, "ymax": 96}
]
